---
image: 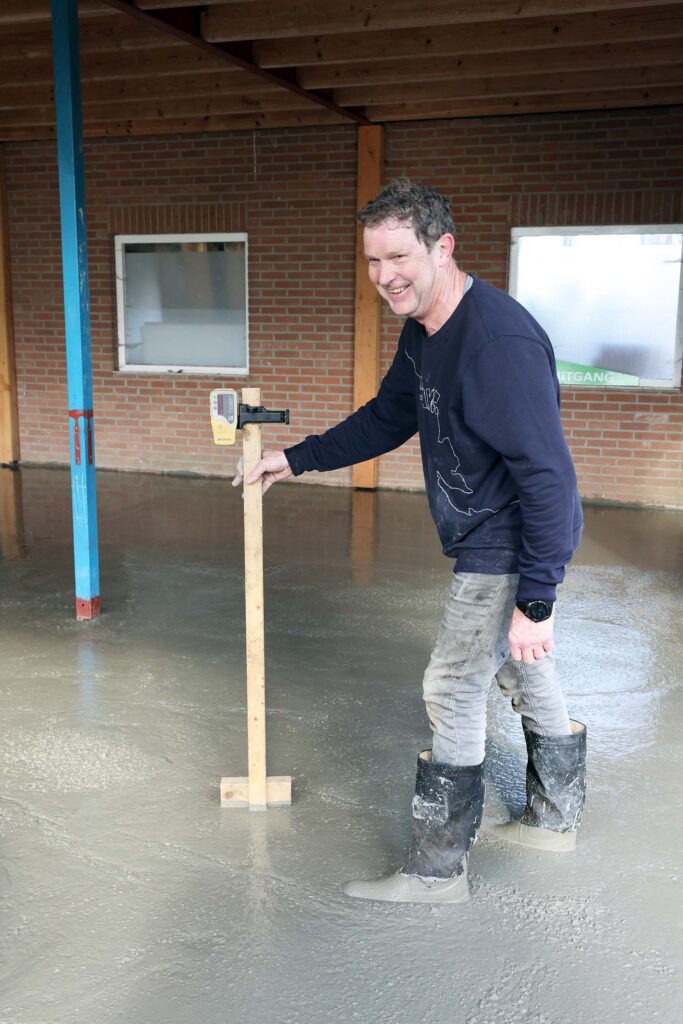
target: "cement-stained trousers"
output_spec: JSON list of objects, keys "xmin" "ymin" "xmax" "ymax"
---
[{"xmin": 423, "ymin": 572, "xmax": 571, "ymax": 767}]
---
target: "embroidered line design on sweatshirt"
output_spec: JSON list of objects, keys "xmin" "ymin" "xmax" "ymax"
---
[{"xmin": 406, "ymin": 350, "xmax": 497, "ymax": 517}]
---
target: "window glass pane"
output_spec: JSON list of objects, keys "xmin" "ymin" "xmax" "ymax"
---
[
  {"xmin": 122, "ymin": 240, "xmax": 247, "ymax": 368},
  {"xmin": 512, "ymin": 231, "xmax": 682, "ymax": 386}
]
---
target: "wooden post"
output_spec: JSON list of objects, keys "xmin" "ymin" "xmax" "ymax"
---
[
  {"xmin": 220, "ymin": 387, "xmax": 291, "ymax": 811},
  {"xmin": 0, "ymin": 146, "xmax": 19, "ymax": 468},
  {"xmin": 352, "ymin": 124, "xmax": 384, "ymax": 490},
  {"xmin": 242, "ymin": 386, "xmax": 268, "ymax": 808}
]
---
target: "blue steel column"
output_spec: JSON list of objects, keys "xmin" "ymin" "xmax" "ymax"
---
[{"xmin": 51, "ymin": 0, "xmax": 100, "ymax": 619}]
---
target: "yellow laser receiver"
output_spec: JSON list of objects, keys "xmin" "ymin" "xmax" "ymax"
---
[{"xmin": 210, "ymin": 389, "xmax": 238, "ymax": 446}]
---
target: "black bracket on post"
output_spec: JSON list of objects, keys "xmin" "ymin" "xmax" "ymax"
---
[{"xmin": 238, "ymin": 404, "xmax": 290, "ymax": 430}]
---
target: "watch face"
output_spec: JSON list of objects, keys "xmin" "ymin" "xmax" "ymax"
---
[{"xmin": 525, "ymin": 600, "xmax": 553, "ymax": 622}]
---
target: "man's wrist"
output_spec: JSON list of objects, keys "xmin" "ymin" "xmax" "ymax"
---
[
  {"xmin": 282, "ymin": 443, "xmax": 307, "ymax": 476},
  {"xmin": 515, "ymin": 599, "xmax": 554, "ymax": 623}
]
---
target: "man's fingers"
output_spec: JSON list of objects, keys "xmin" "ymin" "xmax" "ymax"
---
[
  {"xmin": 246, "ymin": 459, "xmax": 268, "ymax": 485},
  {"xmin": 512, "ymin": 644, "xmax": 547, "ymax": 663},
  {"xmin": 234, "ymin": 451, "xmax": 291, "ymax": 491},
  {"xmin": 511, "ymin": 643, "xmax": 552, "ymax": 663}
]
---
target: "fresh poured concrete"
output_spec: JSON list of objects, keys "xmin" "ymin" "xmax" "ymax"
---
[{"xmin": 1, "ymin": 466, "xmax": 682, "ymax": 1024}]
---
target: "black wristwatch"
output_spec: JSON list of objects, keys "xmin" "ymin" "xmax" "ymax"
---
[{"xmin": 516, "ymin": 599, "xmax": 554, "ymax": 623}]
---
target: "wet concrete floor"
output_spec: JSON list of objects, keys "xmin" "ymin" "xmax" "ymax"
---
[{"xmin": 1, "ymin": 466, "xmax": 682, "ymax": 1024}]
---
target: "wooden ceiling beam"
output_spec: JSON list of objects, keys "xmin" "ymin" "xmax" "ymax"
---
[
  {"xmin": 301, "ymin": 39, "xmax": 683, "ymax": 90},
  {"xmin": 86, "ymin": 90, "xmax": 315, "ymax": 121},
  {"xmin": 136, "ymin": 0, "xmax": 238, "ymax": 8},
  {"xmin": 0, "ymin": 71, "xmax": 277, "ymax": 112},
  {"xmin": 1, "ymin": 70, "xmax": 285, "ymax": 112},
  {"xmin": 334, "ymin": 64, "xmax": 683, "ymax": 107},
  {"xmin": 4, "ymin": 40, "xmax": 679, "ymax": 112},
  {"xmin": 81, "ymin": 70, "xmax": 261, "ymax": 103},
  {"xmin": 368, "ymin": 85, "xmax": 683, "ymax": 121},
  {"xmin": 99, "ymin": 0, "xmax": 370, "ymax": 125},
  {"xmin": 4, "ymin": 89, "xmax": 682, "ymax": 141},
  {"xmin": 0, "ymin": 19, "xmax": 189, "ymax": 61},
  {"xmin": 258, "ymin": 5, "xmax": 683, "ymax": 68},
  {"xmin": 0, "ymin": 91, "xmax": 319, "ymax": 128},
  {"xmin": 0, "ymin": 48, "xmax": 244, "ymax": 87},
  {"xmin": 0, "ymin": 0, "xmax": 105, "ymax": 25},
  {"xmin": 0, "ymin": 108, "xmax": 350, "ymax": 143},
  {"xmin": 204, "ymin": 0, "xmax": 683, "ymax": 43}
]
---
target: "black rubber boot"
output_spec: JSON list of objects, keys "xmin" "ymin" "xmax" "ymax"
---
[
  {"xmin": 489, "ymin": 719, "xmax": 586, "ymax": 852},
  {"xmin": 343, "ymin": 750, "xmax": 485, "ymax": 903}
]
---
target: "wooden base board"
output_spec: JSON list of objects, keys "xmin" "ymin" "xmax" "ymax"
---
[{"xmin": 220, "ymin": 775, "xmax": 292, "ymax": 810}]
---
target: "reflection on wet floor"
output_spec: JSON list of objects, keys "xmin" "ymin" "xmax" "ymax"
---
[
  {"xmin": 2, "ymin": 465, "xmax": 682, "ymax": 572},
  {"xmin": 0, "ymin": 467, "xmax": 24, "ymax": 560},
  {"xmin": 350, "ymin": 488, "xmax": 379, "ymax": 584},
  {"xmin": 0, "ymin": 466, "xmax": 682, "ymax": 1024}
]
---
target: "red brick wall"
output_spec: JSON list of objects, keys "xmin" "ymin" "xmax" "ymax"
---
[{"xmin": 5, "ymin": 105, "xmax": 683, "ymax": 507}]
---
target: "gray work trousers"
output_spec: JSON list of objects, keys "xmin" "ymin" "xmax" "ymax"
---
[{"xmin": 423, "ymin": 572, "xmax": 571, "ymax": 767}]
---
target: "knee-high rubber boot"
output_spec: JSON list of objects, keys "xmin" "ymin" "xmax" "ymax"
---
[
  {"xmin": 343, "ymin": 750, "xmax": 484, "ymax": 903},
  {"xmin": 489, "ymin": 719, "xmax": 586, "ymax": 852}
]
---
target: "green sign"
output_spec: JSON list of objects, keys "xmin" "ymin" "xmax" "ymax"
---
[{"xmin": 556, "ymin": 359, "xmax": 640, "ymax": 387}]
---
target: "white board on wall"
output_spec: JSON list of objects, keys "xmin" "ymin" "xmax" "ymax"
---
[{"xmin": 509, "ymin": 226, "xmax": 683, "ymax": 389}]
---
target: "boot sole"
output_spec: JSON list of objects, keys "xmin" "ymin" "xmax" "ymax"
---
[
  {"xmin": 484, "ymin": 820, "xmax": 577, "ymax": 852},
  {"xmin": 343, "ymin": 870, "xmax": 470, "ymax": 904}
]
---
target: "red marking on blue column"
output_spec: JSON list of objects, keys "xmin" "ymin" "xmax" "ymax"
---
[
  {"xmin": 68, "ymin": 409, "xmax": 94, "ymax": 465},
  {"xmin": 76, "ymin": 595, "xmax": 101, "ymax": 620}
]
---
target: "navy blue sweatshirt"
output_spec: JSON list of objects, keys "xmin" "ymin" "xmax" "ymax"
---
[{"xmin": 285, "ymin": 277, "xmax": 583, "ymax": 603}]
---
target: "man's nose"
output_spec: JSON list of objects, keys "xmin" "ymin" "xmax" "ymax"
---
[{"xmin": 377, "ymin": 262, "xmax": 395, "ymax": 287}]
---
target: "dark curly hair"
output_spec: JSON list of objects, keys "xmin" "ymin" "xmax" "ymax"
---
[{"xmin": 357, "ymin": 178, "xmax": 456, "ymax": 249}]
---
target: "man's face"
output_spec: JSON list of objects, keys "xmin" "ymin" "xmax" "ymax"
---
[{"xmin": 363, "ymin": 219, "xmax": 443, "ymax": 323}]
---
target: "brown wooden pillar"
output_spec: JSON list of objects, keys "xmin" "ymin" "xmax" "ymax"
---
[
  {"xmin": 0, "ymin": 146, "xmax": 20, "ymax": 467},
  {"xmin": 352, "ymin": 125, "xmax": 383, "ymax": 490}
]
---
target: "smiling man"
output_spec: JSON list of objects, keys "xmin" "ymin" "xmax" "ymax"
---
[{"xmin": 233, "ymin": 180, "xmax": 586, "ymax": 904}]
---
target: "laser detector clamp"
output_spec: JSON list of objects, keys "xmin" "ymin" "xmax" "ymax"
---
[{"xmin": 209, "ymin": 389, "xmax": 289, "ymax": 447}]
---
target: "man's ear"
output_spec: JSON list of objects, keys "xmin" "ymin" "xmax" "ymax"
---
[{"xmin": 437, "ymin": 233, "xmax": 456, "ymax": 265}]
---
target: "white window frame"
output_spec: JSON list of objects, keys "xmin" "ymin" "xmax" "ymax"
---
[
  {"xmin": 509, "ymin": 224, "xmax": 683, "ymax": 389},
  {"xmin": 114, "ymin": 232, "xmax": 249, "ymax": 375}
]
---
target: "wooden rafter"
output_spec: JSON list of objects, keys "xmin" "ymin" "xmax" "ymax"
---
[
  {"xmin": 0, "ymin": 109, "xmax": 351, "ymax": 143},
  {"xmin": 0, "ymin": 1, "xmax": 681, "ymax": 139},
  {"xmin": 0, "ymin": 72, "xmax": 274, "ymax": 112},
  {"xmin": 0, "ymin": 0, "xmax": 104, "ymax": 25},
  {"xmin": 259, "ymin": 6, "xmax": 683, "ymax": 68},
  {"xmin": 202, "ymin": 0, "xmax": 683, "ymax": 42},
  {"xmin": 334, "ymin": 63, "xmax": 683, "ymax": 108},
  {"xmin": 99, "ymin": 0, "xmax": 370, "ymax": 126},
  {"xmin": 0, "ymin": 18, "xmax": 187, "ymax": 60},
  {"xmin": 299, "ymin": 39, "xmax": 683, "ymax": 90},
  {"xmin": 0, "ymin": 48, "xmax": 231, "ymax": 88},
  {"xmin": 369, "ymin": 84, "xmax": 683, "ymax": 122}
]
